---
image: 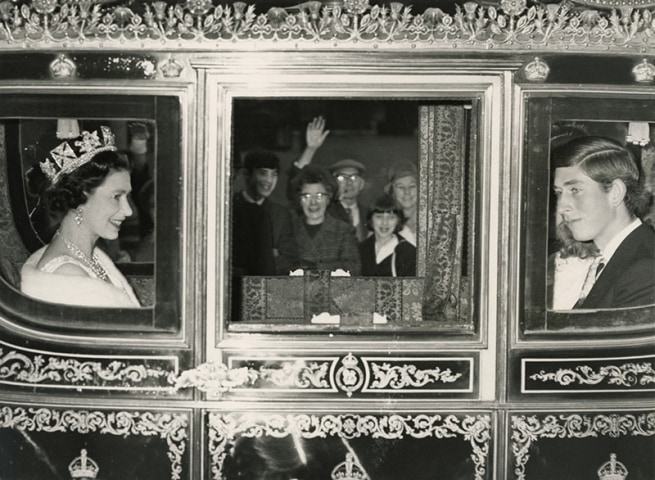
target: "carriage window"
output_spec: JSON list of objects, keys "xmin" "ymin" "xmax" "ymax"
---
[
  {"xmin": 0, "ymin": 93, "xmax": 181, "ymax": 333},
  {"xmin": 522, "ymin": 94, "xmax": 655, "ymax": 337},
  {"xmin": 228, "ymin": 98, "xmax": 478, "ymax": 334}
]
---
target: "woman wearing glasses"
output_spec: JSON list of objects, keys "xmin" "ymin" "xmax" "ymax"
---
[{"xmin": 290, "ymin": 165, "xmax": 361, "ymax": 275}]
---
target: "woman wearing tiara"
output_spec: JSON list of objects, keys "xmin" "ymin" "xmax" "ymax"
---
[{"xmin": 20, "ymin": 126, "xmax": 141, "ymax": 308}]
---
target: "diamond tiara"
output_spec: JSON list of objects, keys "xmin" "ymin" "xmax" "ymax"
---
[{"xmin": 39, "ymin": 126, "xmax": 117, "ymax": 185}]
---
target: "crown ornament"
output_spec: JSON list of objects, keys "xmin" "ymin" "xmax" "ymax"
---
[
  {"xmin": 331, "ymin": 453, "xmax": 369, "ymax": 480},
  {"xmin": 68, "ymin": 449, "xmax": 100, "ymax": 479},
  {"xmin": 523, "ymin": 56, "xmax": 550, "ymax": 82},
  {"xmin": 632, "ymin": 58, "xmax": 655, "ymax": 84},
  {"xmin": 40, "ymin": 126, "xmax": 117, "ymax": 185},
  {"xmin": 597, "ymin": 453, "xmax": 628, "ymax": 480}
]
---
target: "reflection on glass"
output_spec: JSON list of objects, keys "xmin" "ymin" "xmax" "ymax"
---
[
  {"xmin": 5, "ymin": 119, "xmax": 156, "ymax": 308},
  {"xmin": 548, "ymin": 123, "xmax": 655, "ymax": 311},
  {"xmin": 223, "ymin": 429, "xmax": 477, "ymax": 480}
]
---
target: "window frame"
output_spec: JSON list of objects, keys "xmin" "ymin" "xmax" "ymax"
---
[
  {"xmin": 0, "ymin": 90, "xmax": 184, "ymax": 336},
  {"xmin": 204, "ymin": 67, "xmax": 505, "ymax": 342},
  {"xmin": 520, "ymin": 91, "xmax": 655, "ymax": 339}
]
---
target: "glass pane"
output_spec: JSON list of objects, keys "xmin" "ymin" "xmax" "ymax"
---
[{"xmin": 229, "ymin": 98, "xmax": 476, "ymax": 333}]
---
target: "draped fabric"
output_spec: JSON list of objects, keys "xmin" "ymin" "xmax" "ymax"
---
[
  {"xmin": 419, "ymin": 105, "xmax": 470, "ymax": 326},
  {"xmin": 0, "ymin": 124, "xmax": 31, "ymax": 288}
]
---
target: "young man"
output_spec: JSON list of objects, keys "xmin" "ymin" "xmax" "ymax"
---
[
  {"xmin": 232, "ymin": 150, "xmax": 298, "ymax": 276},
  {"xmin": 289, "ymin": 116, "xmax": 369, "ymax": 242},
  {"xmin": 552, "ymin": 136, "xmax": 655, "ymax": 309}
]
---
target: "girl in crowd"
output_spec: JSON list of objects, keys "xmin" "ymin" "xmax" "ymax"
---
[
  {"xmin": 359, "ymin": 194, "xmax": 416, "ymax": 277},
  {"xmin": 384, "ymin": 161, "xmax": 418, "ymax": 246},
  {"xmin": 20, "ymin": 126, "xmax": 141, "ymax": 307},
  {"xmin": 290, "ymin": 165, "xmax": 361, "ymax": 275}
]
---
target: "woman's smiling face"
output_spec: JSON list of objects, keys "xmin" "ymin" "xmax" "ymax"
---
[
  {"xmin": 392, "ymin": 175, "xmax": 418, "ymax": 210},
  {"xmin": 82, "ymin": 169, "xmax": 133, "ymax": 240},
  {"xmin": 299, "ymin": 183, "xmax": 330, "ymax": 225},
  {"xmin": 371, "ymin": 211, "xmax": 399, "ymax": 242}
]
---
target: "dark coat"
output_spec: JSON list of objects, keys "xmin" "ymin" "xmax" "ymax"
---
[
  {"xmin": 232, "ymin": 193, "xmax": 298, "ymax": 276},
  {"xmin": 291, "ymin": 213, "xmax": 361, "ymax": 275},
  {"xmin": 359, "ymin": 234, "xmax": 417, "ymax": 277},
  {"xmin": 578, "ymin": 223, "xmax": 655, "ymax": 309}
]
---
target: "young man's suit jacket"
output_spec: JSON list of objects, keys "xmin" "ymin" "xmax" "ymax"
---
[{"xmin": 578, "ymin": 223, "xmax": 655, "ymax": 309}]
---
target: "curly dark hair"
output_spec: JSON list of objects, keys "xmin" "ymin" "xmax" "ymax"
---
[
  {"xmin": 27, "ymin": 150, "xmax": 131, "ymax": 223},
  {"xmin": 290, "ymin": 165, "xmax": 338, "ymax": 208}
]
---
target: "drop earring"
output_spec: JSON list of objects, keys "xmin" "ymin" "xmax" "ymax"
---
[{"xmin": 74, "ymin": 207, "xmax": 83, "ymax": 226}]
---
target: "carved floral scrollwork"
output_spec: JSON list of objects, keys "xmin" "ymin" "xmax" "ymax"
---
[
  {"xmin": 0, "ymin": 405, "xmax": 188, "ymax": 480},
  {"xmin": 175, "ymin": 355, "xmax": 470, "ymax": 397},
  {"xmin": 529, "ymin": 362, "xmax": 655, "ymax": 387},
  {"xmin": 368, "ymin": 362, "xmax": 463, "ymax": 389},
  {"xmin": 0, "ymin": 345, "xmax": 177, "ymax": 391},
  {"xmin": 511, "ymin": 412, "xmax": 655, "ymax": 480},
  {"xmin": 0, "ymin": 1, "xmax": 652, "ymax": 51},
  {"xmin": 258, "ymin": 360, "xmax": 331, "ymax": 388},
  {"xmin": 173, "ymin": 361, "xmax": 258, "ymax": 397},
  {"xmin": 208, "ymin": 412, "xmax": 491, "ymax": 480}
]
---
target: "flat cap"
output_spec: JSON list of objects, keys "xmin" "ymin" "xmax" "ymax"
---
[{"xmin": 329, "ymin": 158, "xmax": 366, "ymax": 175}]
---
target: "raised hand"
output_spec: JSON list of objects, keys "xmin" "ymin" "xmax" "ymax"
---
[{"xmin": 306, "ymin": 116, "xmax": 330, "ymax": 149}]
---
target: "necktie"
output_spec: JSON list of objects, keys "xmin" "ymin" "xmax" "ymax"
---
[
  {"xmin": 578, "ymin": 255, "xmax": 605, "ymax": 303},
  {"xmin": 345, "ymin": 206, "xmax": 354, "ymax": 226}
]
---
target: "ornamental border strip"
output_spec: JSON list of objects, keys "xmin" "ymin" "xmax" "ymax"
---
[
  {"xmin": 0, "ymin": 339, "xmax": 178, "ymax": 391},
  {"xmin": 521, "ymin": 356, "xmax": 655, "ymax": 393},
  {"xmin": 0, "ymin": 405, "xmax": 188, "ymax": 480},
  {"xmin": 0, "ymin": 1, "xmax": 654, "ymax": 53},
  {"xmin": 208, "ymin": 412, "xmax": 492, "ymax": 480},
  {"xmin": 175, "ymin": 354, "xmax": 473, "ymax": 397},
  {"xmin": 510, "ymin": 411, "xmax": 655, "ymax": 480}
]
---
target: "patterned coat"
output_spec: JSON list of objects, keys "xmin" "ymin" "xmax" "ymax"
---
[{"xmin": 291, "ymin": 213, "xmax": 361, "ymax": 275}]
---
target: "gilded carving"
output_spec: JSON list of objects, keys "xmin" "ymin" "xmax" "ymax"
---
[
  {"xmin": 208, "ymin": 412, "xmax": 491, "ymax": 480},
  {"xmin": 0, "ymin": 405, "xmax": 188, "ymax": 480},
  {"xmin": 511, "ymin": 412, "xmax": 655, "ymax": 480},
  {"xmin": 0, "ymin": 1, "xmax": 652, "ymax": 52},
  {"xmin": 174, "ymin": 361, "xmax": 259, "ymax": 396}
]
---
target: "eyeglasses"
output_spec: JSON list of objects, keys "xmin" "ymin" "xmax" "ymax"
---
[
  {"xmin": 335, "ymin": 174, "xmax": 361, "ymax": 183},
  {"xmin": 299, "ymin": 192, "xmax": 330, "ymax": 202}
]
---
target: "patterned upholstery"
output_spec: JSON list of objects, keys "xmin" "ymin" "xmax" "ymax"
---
[{"xmin": 0, "ymin": 124, "xmax": 30, "ymax": 290}]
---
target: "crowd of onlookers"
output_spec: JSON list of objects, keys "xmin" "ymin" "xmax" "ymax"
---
[{"xmin": 232, "ymin": 116, "xmax": 418, "ymax": 278}]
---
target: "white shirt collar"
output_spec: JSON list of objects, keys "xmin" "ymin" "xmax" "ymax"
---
[
  {"xmin": 376, "ymin": 235, "xmax": 399, "ymax": 264},
  {"xmin": 600, "ymin": 218, "xmax": 641, "ymax": 262}
]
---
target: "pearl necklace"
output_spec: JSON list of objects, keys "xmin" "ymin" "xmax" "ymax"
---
[{"xmin": 55, "ymin": 230, "xmax": 110, "ymax": 282}]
